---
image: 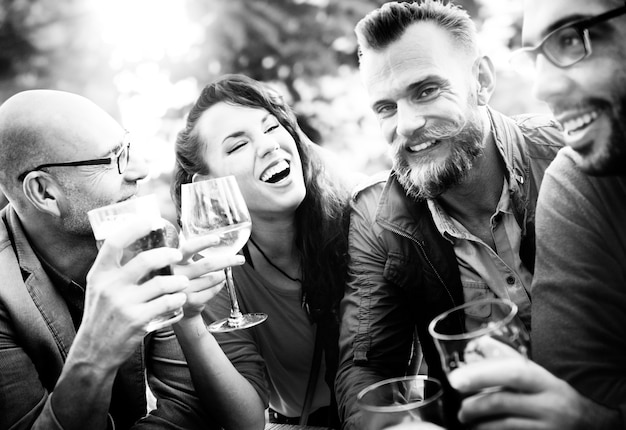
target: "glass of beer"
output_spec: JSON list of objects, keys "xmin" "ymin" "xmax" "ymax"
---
[
  {"xmin": 357, "ymin": 375, "xmax": 445, "ymax": 430},
  {"xmin": 87, "ymin": 194, "xmax": 183, "ymax": 332}
]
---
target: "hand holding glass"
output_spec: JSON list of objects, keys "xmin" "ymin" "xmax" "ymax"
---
[
  {"xmin": 87, "ymin": 194, "xmax": 183, "ymax": 332},
  {"xmin": 180, "ymin": 176, "xmax": 267, "ymax": 332},
  {"xmin": 357, "ymin": 376, "xmax": 445, "ymax": 430},
  {"xmin": 428, "ymin": 298, "xmax": 530, "ymax": 378}
]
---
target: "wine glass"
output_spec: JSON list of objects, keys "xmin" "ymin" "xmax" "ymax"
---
[
  {"xmin": 180, "ymin": 175, "xmax": 267, "ymax": 332},
  {"xmin": 428, "ymin": 297, "xmax": 530, "ymax": 389},
  {"xmin": 357, "ymin": 376, "xmax": 445, "ymax": 430}
]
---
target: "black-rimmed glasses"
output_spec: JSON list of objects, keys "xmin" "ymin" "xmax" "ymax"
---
[
  {"xmin": 18, "ymin": 132, "xmax": 131, "ymax": 181},
  {"xmin": 510, "ymin": 3, "xmax": 626, "ymax": 70}
]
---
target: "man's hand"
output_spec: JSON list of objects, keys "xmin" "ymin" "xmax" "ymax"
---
[
  {"xmin": 448, "ymin": 341, "xmax": 620, "ymax": 430},
  {"xmin": 78, "ymin": 218, "xmax": 188, "ymax": 368}
]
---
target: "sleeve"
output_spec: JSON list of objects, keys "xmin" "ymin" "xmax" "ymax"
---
[
  {"xmin": 202, "ymin": 285, "xmax": 270, "ymax": 408},
  {"xmin": 133, "ymin": 329, "xmax": 222, "ymax": 430},
  {"xmin": 0, "ymin": 301, "xmax": 70, "ymax": 430},
  {"xmin": 335, "ymin": 192, "xmax": 415, "ymax": 430},
  {"xmin": 532, "ymin": 150, "xmax": 626, "ymax": 421}
]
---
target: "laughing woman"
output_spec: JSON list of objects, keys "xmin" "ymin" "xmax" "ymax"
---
[{"xmin": 170, "ymin": 74, "xmax": 356, "ymax": 429}]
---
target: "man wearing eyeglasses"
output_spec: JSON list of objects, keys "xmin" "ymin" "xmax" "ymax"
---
[
  {"xmin": 433, "ymin": 1, "xmax": 626, "ymax": 429},
  {"xmin": 0, "ymin": 90, "xmax": 248, "ymax": 429},
  {"xmin": 528, "ymin": 0, "xmax": 626, "ymax": 423}
]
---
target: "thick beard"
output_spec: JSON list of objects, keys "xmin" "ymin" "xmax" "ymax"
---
[
  {"xmin": 394, "ymin": 117, "xmax": 485, "ymax": 201},
  {"xmin": 593, "ymin": 95, "xmax": 626, "ymax": 176}
]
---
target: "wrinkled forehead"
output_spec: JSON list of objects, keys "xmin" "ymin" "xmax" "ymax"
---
[{"xmin": 522, "ymin": 0, "xmax": 618, "ymax": 44}]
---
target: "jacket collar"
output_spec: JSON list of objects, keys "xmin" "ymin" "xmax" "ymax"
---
[
  {"xmin": 3, "ymin": 206, "xmax": 76, "ymax": 357},
  {"xmin": 376, "ymin": 108, "xmax": 533, "ymax": 236}
]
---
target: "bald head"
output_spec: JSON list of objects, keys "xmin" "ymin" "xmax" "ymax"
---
[{"xmin": 0, "ymin": 90, "xmax": 123, "ymax": 198}]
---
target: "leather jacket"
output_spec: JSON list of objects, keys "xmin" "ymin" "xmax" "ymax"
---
[{"xmin": 336, "ymin": 108, "xmax": 563, "ymax": 430}]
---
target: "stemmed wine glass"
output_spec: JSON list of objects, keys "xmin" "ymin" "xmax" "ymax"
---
[{"xmin": 180, "ymin": 175, "xmax": 268, "ymax": 332}]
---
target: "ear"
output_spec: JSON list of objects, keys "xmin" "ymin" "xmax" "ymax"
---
[
  {"xmin": 191, "ymin": 173, "xmax": 212, "ymax": 183},
  {"xmin": 475, "ymin": 55, "xmax": 496, "ymax": 106},
  {"xmin": 22, "ymin": 172, "xmax": 63, "ymax": 217}
]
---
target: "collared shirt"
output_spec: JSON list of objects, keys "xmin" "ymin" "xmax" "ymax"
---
[
  {"xmin": 35, "ymin": 250, "xmax": 85, "ymax": 330},
  {"xmin": 427, "ymin": 178, "xmax": 533, "ymax": 330}
]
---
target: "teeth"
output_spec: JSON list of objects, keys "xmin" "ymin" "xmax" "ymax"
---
[
  {"xmin": 261, "ymin": 160, "xmax": 289, "ymax": 182},
  {"xmin": 563, "ymin": 110, "xmax": 599, "ymax": 134},
  {"xmin": 408, "ymin": 140, "xmax": 437, "ymax": 152}
]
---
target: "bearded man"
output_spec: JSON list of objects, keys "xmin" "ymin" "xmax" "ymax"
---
[{"xmin": 335, "ymin": 2, "xmax": 563, "ymax": 429}]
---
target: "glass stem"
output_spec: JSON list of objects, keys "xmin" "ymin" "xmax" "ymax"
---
[{"xmin": 225, "ymin": 266, "xmax": 244, "ymax": 327}]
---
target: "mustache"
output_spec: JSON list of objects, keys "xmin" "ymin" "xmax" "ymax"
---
[
  {"xmin": 549, "ymin": 98, "xmax": 610, "ymax": 116},
  {"xmin": 398, "ymin": 120, "xmax": 467, "ymax": 146}
]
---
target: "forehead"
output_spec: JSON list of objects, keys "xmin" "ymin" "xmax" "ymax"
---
[
  {"xmin": 195, "ymin": 102, "xmax": 269, "ymax": 146},
  {"xmin": 360, "ymin": 22, "xmax": 472, "ymax": 99},
  {"xmin": 522, "ymin": 0, "xmax": 618, "ymax": 43}
]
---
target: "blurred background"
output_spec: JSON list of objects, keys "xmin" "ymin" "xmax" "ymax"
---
[{"xmin": 0, "ymin": 0, "xmax": 551, "ymax": 219}]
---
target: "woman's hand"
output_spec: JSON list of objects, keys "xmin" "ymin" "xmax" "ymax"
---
[{"xmin": 172, "ymin": 232, "xmax": 245, "ymax": 319}]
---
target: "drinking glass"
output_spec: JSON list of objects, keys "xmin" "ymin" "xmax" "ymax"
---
[
  {"xmin": 357, "ymin": 375, "xmax": 445, "ymax": 430},
  {"xmin": 87, "ymin": 194, "xmax": 183, "ymax": 332},
  {"xmin": 180, "ymin": 175, "xmax": 267, "ymax": 332},
  {"xmin": 428, "ymin": 297, "xmax": 530, "ymax": 376}
]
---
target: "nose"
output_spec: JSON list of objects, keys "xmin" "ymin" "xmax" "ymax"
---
[
  {"xmin": 532, "ymin": 54, "xmax": 573, "ymax": 105},
  {"xmin": 396, "ymin": 100, "xmax": 427, "ymax": 138},
  {"xmin": 256, "ymin": 136, "xmax": 280, "ymax": 158},
  {"xmin": 123, "ymin": 151, "xmax": 149, "ymax": 182}
]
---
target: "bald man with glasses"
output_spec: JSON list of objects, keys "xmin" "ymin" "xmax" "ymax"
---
[
  {"xmin": 406, "ymin": 1, "xmax": 626, "ymax": 429},
  {"xmin": 0, "ymin": 90, "xmax": 246, "ymax": 429}
]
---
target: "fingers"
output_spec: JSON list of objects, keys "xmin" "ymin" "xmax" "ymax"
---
[
  {"xmin": 136, "ymin": 291, "xmax": 187, "ymax": 327},
  {"xmin": 462, "ymin": 416, "xmax": 540, "ymax": 430},
  {"xmin": 178, "ymin": 234, "xmax": 221, "ymax": 261},
  {"xmin": 174, "ymin": 253, "xmax": 245, "ymax": 279},
  {"xmin": 184, "ymin": 279, "xmax": 226, "ymax": 308},
  {"xmin": 384, "ymin": 423, "xmax": 445, "ymax": 430},
  {"xmin": 449, "ymin": 358, "xmax": 552, "ymax": 395},
  {"xmin": 121, "ymin": 246, "xmax": 183, "ymax": 285},
  {"xmin": 91, "ymin": 217, "xmax": 154, "ymax": 271}
]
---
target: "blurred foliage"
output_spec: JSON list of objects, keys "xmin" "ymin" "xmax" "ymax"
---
[
  {"xmin": 0, "ymin": 0, "xmax": 119, "ymax": 112},
  {"xmin": 0, "ymin": 0, "xmax": 488, "ymax": 115},
  {"xmin": 1, "ymin": 0, "xmax": 541, "ymax": 212}
]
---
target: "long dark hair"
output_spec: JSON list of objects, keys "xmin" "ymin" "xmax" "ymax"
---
[{"xmin": 171, "ymin": 74, "xmax": 350, "ymax": 321}]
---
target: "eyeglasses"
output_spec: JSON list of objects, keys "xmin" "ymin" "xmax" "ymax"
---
[
  {"xmin": 18, "ymin": 132, "xmax": 131, "ymax": 181},
  {"xmin": 510, "ymin": 3, "xmax": 626, "ymax": 70}
]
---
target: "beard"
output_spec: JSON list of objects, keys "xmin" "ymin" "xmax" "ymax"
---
[
  {"xmin": 394, "ymin": 111, "xmax": 485, "ymax": 201},
  {"xmin": 591, "ymin": 94, "xmax": 626, "ymax": 176}
]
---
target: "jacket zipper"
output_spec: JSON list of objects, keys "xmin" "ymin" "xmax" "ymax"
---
[{"xmin": 384, "ymin": 223, "xmax": 457, "ymax": 307}]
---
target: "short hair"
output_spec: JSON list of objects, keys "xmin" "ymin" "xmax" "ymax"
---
[{"xmin": 355, "ymin": 0, "xmax": 479, "ymax": 60}]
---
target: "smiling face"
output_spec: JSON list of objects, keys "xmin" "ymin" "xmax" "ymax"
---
[
  {"xmin": 523, "ymin": 0, "xmax": 626, "ymax": 175},
  {"xmin": 193, "ymin": 102, "xmax": 306, "ymax": 219},
  {"xmin": 360, "ymin": 22, "xmax": 487, "ymax": 200},
  {"xmin": 0, "ymin": 90, "xmax": 148, "ymax": 236}
]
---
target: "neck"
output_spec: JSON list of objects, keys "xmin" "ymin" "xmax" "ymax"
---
[
  {"xmin": 22, "ymin": 216, "xmax": 97, "ymax": 284},
  {"xmin": 437, "ymin": 115, "xmax": 504, "ymax": 224},
  {"xmin": 248, "ymin": 216, "xmax": 301, "ymax": 290}
]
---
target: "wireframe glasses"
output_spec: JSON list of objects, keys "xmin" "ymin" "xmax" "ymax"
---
[
  {"xmin": 18, "ymin": 131, "xmax": 131, "ymax": 181},
  {"xmin": 510, "ymin": 3, "xmax": 626, "ymax": 70}
]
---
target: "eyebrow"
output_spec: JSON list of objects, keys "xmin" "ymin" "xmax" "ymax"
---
[
  {"xmin": 524, "ymin": 14, "xmax": 589, "ymax": 46},
  {"xmin": 221, "ymin": 113, "xmax": 272, "ymax": 144}
]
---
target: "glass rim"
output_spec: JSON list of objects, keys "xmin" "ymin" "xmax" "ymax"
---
[
  {"xmin": 356, "ymin": 375, "xmax": 443, "ymax": 413},
  {"xmin": 428, "ymin": 297, "xmax": 518, "ymax": 342},
  {"xmin": 181, "ymin": 174, "xmax": 237, "ymax": 189}
]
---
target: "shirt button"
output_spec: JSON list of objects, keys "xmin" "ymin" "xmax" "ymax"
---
[{"xmin": 506, "ymin": 276, "xmax": 515, "ymax": 285}]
